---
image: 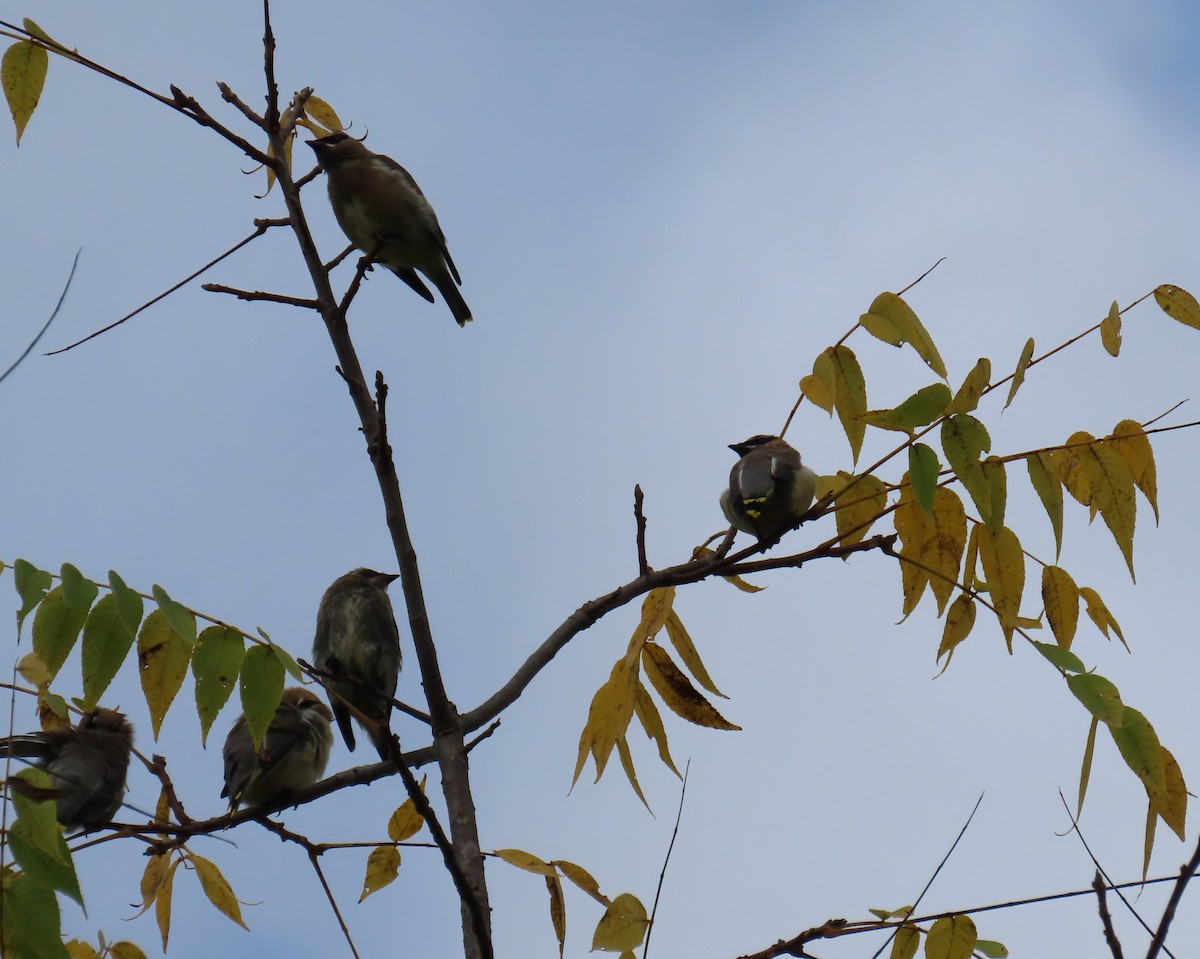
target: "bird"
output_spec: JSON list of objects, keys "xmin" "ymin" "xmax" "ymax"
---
[
  {"xmin": 311, "ymin": 568, "xmax": 402, "ymax": 758},
  {"xmin": 0, "ymin": 707, "xmax": 134, "ymax": 830},
  {"xmin": 307, "ymin": 132, "xmax": 472, "ymax": 326},
  {"xmin": 221, "ymin": 687, "xmax": 334, "ymax": 811},
  {"xmin": 720, "ymin": 434, "xmax": 818, "ymax": 541}
]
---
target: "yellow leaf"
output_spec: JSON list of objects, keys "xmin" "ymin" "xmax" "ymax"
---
[
  {"xmin": 1078, "ymin": 715, "xmax": 1098, "ymax": 818},
  {"xmin": 552, "ymin": 860, "xmax": 608, "ymax": 905},
  {"xmin": 860, "ymin": 291, "xmax": 948, "ymax": 378},
  {"xmin": 1004, "ymin": 337, "xmax": 1035, "ymax": 410},
  {"xmin": 664, "ymin": 609, "xmax": 724, "ymax": 698},
  {"xmin": 1041, "ymin": 566, "xmax": 1079, "ymax": 649},
  {"xmin": 615, "ymin": 735, "xmax": 651, "ymax": 811},
  {"xmin": 155, "ymin": 858, "xmax": 179, "ymax": 952},
  {"xmin": 1159, "ymin": 746, "xmax": 1188, "ymax": 840},
  {"xmin": 1109, "ymin": 708, "xmax": 1186, "ymax": 841},
  {"xmin": 2, "ymin": 39, "xmax": 48, "ymax": 145},
  {"xmin": 1144, "ymin": 801, "xmax": 1156, "ymax": 882},
  {"xmin": 720, "ymin": 571, "xmax": 765, "ymax": 593},
  {"xmin": 940, "ymin": 414, "xmax": 992, "ymax": 529},
  {"xmin": 800, "ymin": 371, "xmax": 833, "ymax": 414},
  {"xmin": 136, "ymin": 853, "xmax": 170, "ymax": 917},
  {"xmin": 828, "ymin": 345, "xmax": 867, "ymax": 462},
  {"xmin": 925, "ymin": 914, "xmax": 976, "ymax": 959},
  {"xmin": 890, "ymin": 925, "xmax": 920, "ymax": 959},
  {"xmin": 546, "ymin": 875, "xmax": 565, "ymax": 959},
  {"xmin": 359, "ymin": 845, "xmax": 401, "ymax": 901},
  {"xmin": 66, "ymin": 941, "xmax": 100, "ymax": 959},
  {"xmin": 495, "ymin": 848, "xmax": 557, "ymax": 876},
  {"xmin": 936, "ymin": 594, "xmax": 976, "ymax": 670},
  {"xmin": 16, "ymin": 650, "xmax": 52, "ymax": 689},
  {"xmin": 633, "ymin": 680, "xmax": 681, "ymax": 777},
  {"xmin": 1078, "ymin": 586, "xmax": 1127, "ymax": 650},
  {"xmin": 831, "ymin": 471, "xmax": 889, "ymax": 547},
  {"xmin": 305, "ymin": 95, "xmax": 344, "ymax": 133},
  {"xmin": 1153, "ymin": 283, "xmax": 1200, "ymax": 330},
  {"xmin": 641, "ymin": 643, "xmax": 739, "ymax": 730},
  {"xmin": 190, "ymin": 853, "xmax": 249, "ymax": 930},
  {"xmin": 1055, "ymin": 433, "xmax": 1137, "ymax": 580},
  {"xmin": 138, "ymin": 609, "xmax": 193, "ymax": 739},
  {"xmin": 387, "ymin": 781, "xmax": 426, "ymax": 842},
  {"xmin": 980, "ymin": 455, "xmax": 1007, "ymax": 534},
  {"xmin": 572, "ymin": 659, "xmax": 637, "ymax": 787},
  {"xmin": 895, "ymin": 483, "xmax": 966, "ymax": 617},
  {"xmin": 635, "ymin": 588, "xmax": 674, "ymax": 644},
  {"xmin": 947, "ymin": 357, "xmax": 991, "ymax": 414},
  {"xmin": 1108, "ymin": 420, "xmax": 1158, "ymax": 523},
  {"xmin": 1100, "ymin": 300, "xmax": 1122, "ymax": 356},
  {"xmin": 977, "ymin": 525, "xmax": 1025, "ymax": 651},
  {"xmin": 591, "ymin": 892, "xmax": 648, "ymax": 953}
]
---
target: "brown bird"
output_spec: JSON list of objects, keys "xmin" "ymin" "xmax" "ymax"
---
[
  {"xmin": 720, "ymin": 435, "xmax": 818, "ymax": 541},
  {"xmin": 221, "ymin": 687, "xmax": 334, "ymax": 811},
  {"xmin": 308, "ymin": 132, "xmax": 472, "ymax": 326},
  {"xmin": 0, "ymin": 707, "xmax": 134, "ymax": 830},
  {"xmin": 311, "ymin": 568, "xmax": 402, "ymax": 758}
]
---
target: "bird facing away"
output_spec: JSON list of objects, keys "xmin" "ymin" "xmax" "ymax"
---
[
  {"xmin": 308, "ymin": 132, "xmax": 472, "ymax": 326},
  {"xmin": 0, "ymin": 707, "xmax": 134, "ymax": 830},
  {"xmin": 221, "ymin": 687, "xmax": 334, "ymax": 811},
  {"xmin": 720, "ymin": 434, "xmax": 817, "ymax": 541},
  {"xmin": 312, "ymin": 568, "xmax": 402, "ymax": 758}
]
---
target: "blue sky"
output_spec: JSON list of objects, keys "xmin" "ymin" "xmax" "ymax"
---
[{"xmin": 3, "ymin": 1, "xmax": 1200, "ymax": 956}]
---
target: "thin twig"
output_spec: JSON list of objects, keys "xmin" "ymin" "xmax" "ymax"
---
[
  {"xmin": 643, "ymin": 760, "xmax": 689, "ymax": 959},
  {"xmin": 201, "ymin": 284, "xmax": 320, "ymax": 308},
  {"xmin": 1, "ymin": 249, "xmax": 78, "ymax": 379},
  {"xmin": 1146, "ymin": 832, "xmax": 1200, "ymax": 959},
  {"xmin": 48, "ymin": 223, "xmax": 282, "ymax": 354}
]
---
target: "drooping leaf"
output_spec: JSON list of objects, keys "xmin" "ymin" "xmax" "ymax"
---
[
  {"xmin": 977, "ymin": 525, "xmax": 1025, "ymax": 651},
  {"xmin": 190, "ymin": 854, "xmax": 249, "ymax": 930},
  {"xmin": 238, "ymin": 644, "xmax": 285, "ymax": 752},
  {"xmin": 14, "ymin": 558, "xmax": 52, "ymax": 630},
  {"xmin": 924, "ymin": 914, "xmax": 976, "ymax": 959},
  {"xmin": 801, "ymin": 350, "xmax": 835, "ymax": 414},
  {"xmin": 1032, "ymin": 642, "xmax": 1084, "ymax": 674},
  {"xmin": 895, "ymin": 483, "xmax": 967, "ymax": 618},
  {"xmin": 32, "ymin": 586, "xmax": 88, "ymax": 680},
  {"xmin": 1041, "ymin": 565, "xmax": 1079, "ymax": 649},
  {"xmin": 664, "ymin": 609, "xmax": 724, "ymax": 697},
  {"xmin": 940, "ymin": 414, "xmax": 992, "ymax": 528},
  {"xmin": 2, "ymin": 38, "xmax": 48, "ymax": 145},
  {"xmin": 572, "ymin": 659, "xmax": 637, "ymax": 788},
  {"xmin": 828, "ymin": 345, "xmax": 867, "ymax": 461},
  {"xmin": 1078, "ymin": 586, "xmax": 1126, "ymax": 650},
  {"xmin": 980, "ymin": 455, "xmax": 1007, "ymax": 534},
  {"xmin": 192, "ymin": 626, "xmax": 245, "ymax": 746},
  {"xmin": 1067, "ymin": 673, "xmax": 1124, "ymax": 725},
  {"xmin": 641, "ymin": 644, "xmax": 739, "ymax": 730},
  {"xmin": 81, "ymin": 594, "xmax": 137, "ymax": 709},
  {"xmin": 1, "ymin": 873, "xmax": 68, "ymax": 959},
  {"xmin": 107, "ymin": 570, "xmax": 145, "ymax": 634},
  {"xmin": 138, "ymin": 610, "xmax": 193, "ymax": 739},
  {"xmin": 935, "ymin": 594, "xmax": 976, "ymax": 670},
  {"xmin": 386, "ymin": 779, "xmax": 426, "ymax": 842},
  {"xmin": 8, "ymin": 770, "xmax": 82, "ymax": 906},
  {"xmin": 831, "ymin": 471, "xmax": 889, "ymax": 547},
  {"xmin": 907, "ymin": 444, "xmax": 940, "ymax": 516},
  {"xmin": 890, "ymin": 925, "xmax": 920, "ymax": 959},
  {"xmin": 553, "ymin": 860, "xmax": 608, "ymax": 905},
  {"xmin": 1108, "ymin": 419, "xmax": 1158, "ymax": 523},
  {"xmin": 360, "ymin": 845, "xmax": 401, "ymax": 901},
  {"xmin": 633, "ymin": 680, "xmax": 681, "ymax": 778},
  {"xmin": 591, "ymin": 892, "xmax": 648, "ymax": 953},
  {"xmin": 546, "ymin": 875, "xmax": 566, "ymax": 959},
  {"xmin": 615, "ymin": 735, "xmax": 650, "ymax": 811},
  {"xmin": 151, "ymin": 585, "xmax": 197, "ymax": 643},
  {"xmin": 1026, "ymin": 451, "xmax": 1063, "ymax": 558},
  {"xmin": 305, "ymin": 95, "xmax": 344, "ymax": 133},
  {"xmin": 495, "ymin": 849, "xmax": 558, "ymax": 876},
  {"xmin": 1109, "ymin": 708, "xmax": 1186, "ymax": 841},
  {"xmin": 1078, "ymin": 716, "xmax": 1098, "ymax": 818}
]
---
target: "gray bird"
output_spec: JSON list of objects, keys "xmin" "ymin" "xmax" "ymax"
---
[
  {"xmin": 312, "ymin": 568, "xmax": 402, "ymax": 758},
  {"xmin": 308, "ymin": 133, "xmax": 472, "ymax": 326},
  {"xmin": 222, "ymin": 687, "xmax": 334, "ymax": 811},
  {"xmin": 0, "ymin": 707, "xmax": 134, "ymax": 830},
  {"xmin": 720, "ymin": 435, "xmax": 817, "ymax": 541}
]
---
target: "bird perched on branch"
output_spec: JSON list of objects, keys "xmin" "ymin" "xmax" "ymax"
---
[
  {"xmin": 0, "ymin": 707, "xmax": 134, "ymax": 830},
  {"xmin": 311, "ymin": 568, "xmax": 402, "ymax": 758},
  {"xmin": 308, "ymin": 132, "xmax": 472, "ymax": 326},
  {"xmin": 221, "ymin": 687, "xmax": 334, "ymax": 811},
  {"xmin": 720, "ymin": 434, "xmax": 817, "ymax": 541}
]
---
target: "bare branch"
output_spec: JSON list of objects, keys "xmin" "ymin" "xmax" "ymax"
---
[
  {"xmin": 201, "ymin": 283, "xmax": 321, "ymax": 309},
  {"xmin": 1092, "ymin": 872, "xmax": 1125, "ymax": 959},
  {"xmin": 0, "ymin": 249, "xmax": 78, "ymax": 381},
  {"xmin": 634, "ymin": 485, "xmax": 651, "ymax": 576}
]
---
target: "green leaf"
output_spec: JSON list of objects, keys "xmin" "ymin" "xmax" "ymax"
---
[
  {"xmin": 940, "ymin": 414, "xmax": 992, "ymax": 527},
  {"xmin": 14, "ymin": 558, "xmax": 52, "ymax": 630},
  {"xmin": 81, "ymin": 594, "xmax": 137, "ymax": 710},
  {"xmin": 59, "ymin": 564, "xmax": 98, "ymax": 612},
  {"xmin": 152, "ymin": 585, "xmax": 197, "ymax": 644},
  {"xmin": 0, "ymin": 873, "xmax": 69, "ymax": 959},
  {"xmin": 1004, "ymin": 337, "xmax": 1035, "ymax": 410},
  {"xmin": 138, "ymin": 609, "xmax": 193, "ymax": 739},
  {"xmin": 1026, "ymin": 451, "xmax": 1064, "ymax": 558},
  {"xmin": 1067, "ymin": 673, "xmax": 1124, "ymax": 725},
  {"xmin": 192, "ymin": 626, "xmax": 245, "ymax": 747},
  {"xmin": 947, "ymin": 357, "xmax": 991, "ymax": 414},
  {"xmin": 108, "ymin": 570, "xmax": 145, "ymax": 635},
  {"xmin": 860, "ymin": 291, "xmax": 948, "ymax": 378},
  {"xmin": 861, "ymin": 383, "xmax": 951, "ymax": 433},
  {"xmin": 1034, "ymin": 642, "xmax": 1085, "ymax": 674},
  {"xmin": 908, "ymin": 443, "xmax": 940, "ymax": 516},
  {"xmin": 32, "ymin": 586, "xmax": 87, "ymax": 680},
  {"xmin": 239, "ymin": 644, "xmax": 285, "ymax": 751},
  {"xmin": 9, "ymin": 771, "xmax": 83, "ymax": 907}
]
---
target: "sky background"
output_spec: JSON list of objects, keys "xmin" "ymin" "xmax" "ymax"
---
[{"xmin": 3, "ymin": 1, "xmax": 1200, "ymax": 956}]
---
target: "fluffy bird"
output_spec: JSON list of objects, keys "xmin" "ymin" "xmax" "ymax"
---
[
  {"xmin": 720, "ymin": 434, "xmax": 818, "ymax": 541},
  {"xmin": 312, "ymin": 568, "xmax": 402, "ymax": 758},
  {"xmin": 308, "ymin": 132, "xmax": 472, "ymax": 326},
  {"xmin": 222, "ymin": 687, "xmax": 334, "ymax": 811},
  {"xmin": 0, "ymin": 707, "xmax": 134, "ymax": 830}
]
